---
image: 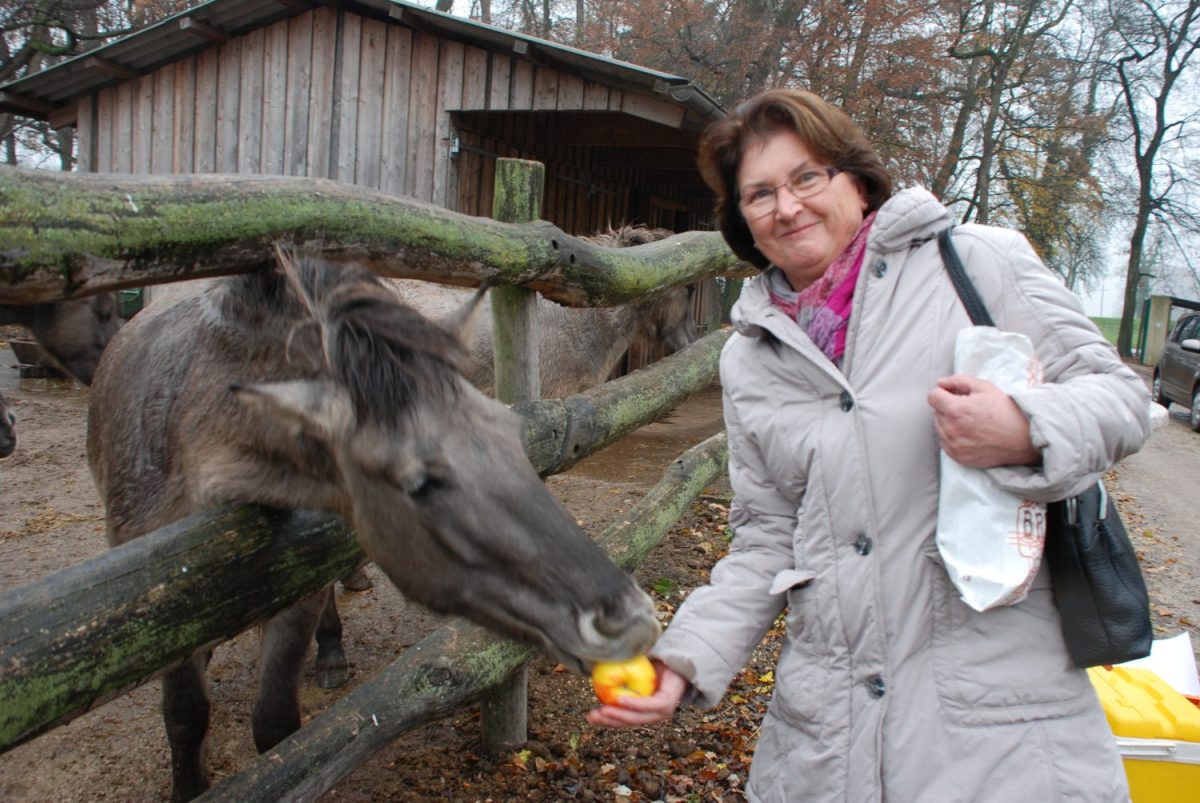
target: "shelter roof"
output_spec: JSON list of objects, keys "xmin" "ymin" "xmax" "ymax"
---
[{"xmin": 0, "ymin": 0, "xmax": 725, "ymax": 129}]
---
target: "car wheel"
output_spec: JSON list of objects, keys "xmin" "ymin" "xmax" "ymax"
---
[
  {"xmin": 1191, "ymin": 388, "xmax": 1200, "ymax": 433},
  {"xmin": 1152, "ymin": 372, "xmax": 1169, "ymax": 407}
]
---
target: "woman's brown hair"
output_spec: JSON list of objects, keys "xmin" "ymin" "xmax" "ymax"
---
[{"xmin": 698, "ymin": 89, "xmax": 894, "ymax": 269}]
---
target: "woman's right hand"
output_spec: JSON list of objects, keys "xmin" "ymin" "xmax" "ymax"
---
[{"xmin": 585, "ymin": 661, "xmax": 689, "ymax": 727}]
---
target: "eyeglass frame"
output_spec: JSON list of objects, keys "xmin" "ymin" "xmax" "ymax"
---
[{"xmin": 737, "ymin": 165, "xmax": 843, "ymax": 220}]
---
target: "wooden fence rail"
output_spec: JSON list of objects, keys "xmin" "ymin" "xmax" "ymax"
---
[
  {"xmin": 0, "ymin": 166, "xmax": 748, "ymax": 306},
  {"xmin": 202, "ymin": 432, "xmax": 728, "ymax": 802},
  {"xmin": 0, "ymin": 329, "xmax": 728, "ymax": 753},
  {"xmin": 0, "ymin": 162, "xmax": 741, "ymax": 799}
]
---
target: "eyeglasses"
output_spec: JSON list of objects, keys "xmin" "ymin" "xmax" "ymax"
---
[{"xmin": 738, "ymin": 166, "xmax": 841, "ymax": 220}]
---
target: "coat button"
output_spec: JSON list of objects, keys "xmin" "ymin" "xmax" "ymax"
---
[
  {"xmin": 854, "ymin": 534, "xmax": 873, "ymax": 555},
  {"xmin": 872, "ymin": 258, "xmax": 888, "ymax": 277},
  {"xmin": 867, "ymin": 675, "xmax": 886, "ymax": 698},
  {"xmin": 839, "ymin": 391, "xmax": 854, "ymax": 411}
]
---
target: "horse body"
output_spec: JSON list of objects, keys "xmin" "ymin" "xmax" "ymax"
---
[
  {"xmin": 0, "ymin": 294, "xmax": 121, "ymax": 385},
  {"xmin": 391, "ymin": 226, "xmax": 698, "ymax": 398},
  {"xmin": 87, "ymin": 253, "xmax": 658, "ymax": 801},
  {"xmin": 0, "ymin": 391, "xmax": 14, "ymax": 457}
]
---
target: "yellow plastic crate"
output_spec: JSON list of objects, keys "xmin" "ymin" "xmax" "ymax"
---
[{"xmin": 1088, "ymin": 666, "xmax": 1200, "ymax": 803}]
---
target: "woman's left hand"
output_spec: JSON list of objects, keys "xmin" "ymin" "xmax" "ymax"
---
[{"xmin": 928, "ymin": 373, "xmax": 1041, "ymax": 468}]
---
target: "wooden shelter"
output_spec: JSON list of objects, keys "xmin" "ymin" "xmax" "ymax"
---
[{"xmin": 0, "ymin": 0, "xmax": 725, "ymax": 235}]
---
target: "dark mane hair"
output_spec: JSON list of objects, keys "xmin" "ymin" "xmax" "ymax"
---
[
  {"xmin": 276, "ymin": 253, "xmax": 468, "ymax": 424},
  {"xmin": 584, "ymin": 224, "xmax": 674, "ymax": 248}
]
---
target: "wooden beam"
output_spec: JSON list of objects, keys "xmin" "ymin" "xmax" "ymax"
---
[
  {"xmin": 0, "ymin": 507, "xmax": 363, "ymax": 751},
  {"xmin": 0, "ymin": 91, "xmax": 54, "ymax": 117},
  {"xmin": 0, "ymin": 167, "xmax": 745, "ymax": 306},
  {"xmin": 620, "ymin": 91, "xmax": 686, "ymax": 128},
  {"xmin": 84, "ymin": 56, "xmax": 140, "ymax": 80},
  {"xmin": 46, "ymin": 104, "xmax": 77, "ymax": 130},
  {"xmin": 178, "ymin": 17, "xmax": 229, "ymax": 44},
  {"xmin": 387, "ymin": 5, "xmax": 437, "ymax": 34}
]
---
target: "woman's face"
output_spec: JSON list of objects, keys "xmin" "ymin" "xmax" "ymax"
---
[{"xmin": 737, "ymin": 131, "xmax": 868, "ymax": 290}]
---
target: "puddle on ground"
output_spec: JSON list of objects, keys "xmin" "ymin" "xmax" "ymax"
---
[
  {"xmin": 564, "ymin": 382, "xmax": 725, "ymax": 489},
  {"xmin": 0, "ymin": 345, "xmax": 91, "ymax": 410}
]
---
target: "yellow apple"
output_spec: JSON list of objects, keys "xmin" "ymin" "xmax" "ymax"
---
[{"xmin": 590, "ymin": 655, "xmax": 656, "ymax": 705}]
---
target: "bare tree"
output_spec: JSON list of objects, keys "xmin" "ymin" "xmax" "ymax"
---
[
  {"xmin": 1109, "ymin": 0, "xmax": 1200, "ymax": 356},
  {"xmin": 1, "ymin": 0, "xmax": 195, "ymax": 169}
]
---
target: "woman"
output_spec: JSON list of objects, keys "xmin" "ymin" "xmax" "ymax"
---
[{"xmin": 588, "ymin": 88, "xmax": 1149, "ymax": 801}]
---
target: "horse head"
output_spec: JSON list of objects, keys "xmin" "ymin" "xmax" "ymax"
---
[
  {"xmin": 228, "ymin": 251, "xmax": 659, "ymax": 670},
  {"xmin": 0, "ymin": 294, "xmax": 122, "ymax": 385},
  {"xmin": 586, "ymin": 226, "xmax": 701, "ymax": 359}
]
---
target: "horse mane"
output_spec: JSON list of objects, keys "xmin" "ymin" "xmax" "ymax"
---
[
  {"xmin": 583, "ymin": 224, "xmax": 673, "ymax": 248},
  {"xmin": 272, "ymin": 249, "xmax": 469, "ymax": 424}
]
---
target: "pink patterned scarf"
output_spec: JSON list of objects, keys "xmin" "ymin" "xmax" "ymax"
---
[{"xmin": 768, "ymin": 212, "xmax": 877, "ymax": 367}]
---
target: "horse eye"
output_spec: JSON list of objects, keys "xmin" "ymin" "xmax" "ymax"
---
[{"xmin": 390, "ymin": 463, "xmax": 445, "ymax": 499}]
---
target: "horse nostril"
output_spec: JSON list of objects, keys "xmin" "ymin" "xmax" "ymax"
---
[{"xmin": 600, "ymin": 589, "xmax": 656, "ymax": 634}]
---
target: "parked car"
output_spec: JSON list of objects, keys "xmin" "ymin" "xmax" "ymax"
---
[{"xmin": 1153, "ymin": 312, "xmax": 1200, "ymax": 431}]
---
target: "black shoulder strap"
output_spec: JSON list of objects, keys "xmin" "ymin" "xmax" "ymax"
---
[{"xmin": 937, "ymin": 227, "xmax": 994, "ymax": 327}]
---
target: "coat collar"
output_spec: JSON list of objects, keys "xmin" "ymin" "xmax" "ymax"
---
[{"xmin": 731, "ymin": 187, "xmax": 952, "ymax": 340}]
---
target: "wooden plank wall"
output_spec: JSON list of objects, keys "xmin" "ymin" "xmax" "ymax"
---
[{"xmin": 77, "ymin": 7, "xmax": 696, "ymax": 235}]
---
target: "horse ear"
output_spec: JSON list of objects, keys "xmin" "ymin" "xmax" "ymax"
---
[
  {"xmin": 443, "ymin": 283, "xmax": 491, "ymax": 349},
  {"xmin": 231, "ymin": 379, "xmax": 352, "ymax": 441}
]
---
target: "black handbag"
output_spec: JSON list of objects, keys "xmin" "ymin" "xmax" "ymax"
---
[{"xmin": 937, "ymin": 227, "xmax": 1153, "ymax": 668}]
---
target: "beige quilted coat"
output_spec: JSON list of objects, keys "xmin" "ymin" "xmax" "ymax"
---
[{"xmin": 651, "ymin": 188, "xmax": 1150, "ymax": 802}]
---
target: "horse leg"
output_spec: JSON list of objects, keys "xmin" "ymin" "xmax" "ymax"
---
[
  {"xmin": 252, "ymin": 589, "xmax": 326, "ymax": 753},
  {"xmin": 162, "ymin": 651, "xmax": 212, "ymax": 803},
  {"xmin": 340, "ymin": 561, "xmax": 373, "ymax": 591},
  {"xmin": 315, "ymin": 588, "xmax": 350, "ymax": 689}
]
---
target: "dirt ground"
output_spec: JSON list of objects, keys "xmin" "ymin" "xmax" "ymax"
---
[{"xmin": 0, "ymin": 339, "xmax": 1197, "ymax": 802}]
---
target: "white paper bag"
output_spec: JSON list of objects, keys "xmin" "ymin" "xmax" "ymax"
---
[{"xmin": 936, "ymin": 326, "xmax": 1045, "ymax": 612}]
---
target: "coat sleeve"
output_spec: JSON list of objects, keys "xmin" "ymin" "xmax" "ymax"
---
[
  {"xmin": 650, "ymin": 343, "xmax": 798, "ymax": 709},
  {"xmin": 957, "ymin": 227, "xmax": 1151, "ymax": 501}
]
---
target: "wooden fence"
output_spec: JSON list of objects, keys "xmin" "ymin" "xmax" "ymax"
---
[{"xmin": 0, "ymin": 160, "xmax": 745, "ymax": 800}]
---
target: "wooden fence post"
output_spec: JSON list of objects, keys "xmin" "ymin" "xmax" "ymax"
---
[{"xmin": 480, "ymin": 158, "xmax": 545, "ymax": 754}]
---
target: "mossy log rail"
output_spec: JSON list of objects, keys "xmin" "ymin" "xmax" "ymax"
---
[
  {"xmin": 0, "ymin": 329, "xmax": 728, "ymax": 753},
  {"xmin": 201, "ymin": 432, "xmax": 729, "ymax": 803},
  {"xmin": 0, "ymin": 166, "xmax": 747, "ymax": 306}
]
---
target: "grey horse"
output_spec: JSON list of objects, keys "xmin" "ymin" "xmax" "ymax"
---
[
  {"xmin": 87, "ymin": 249, "xmax": 659, "ymax": 801},
  {"xmin": 0, "ymin": 294, "xmax": 122, "ymax": 385},
  {"xmin": 0, "ymin": 391, "xmax": 14, "ymax": 457},
  {"xmin": 391, "ymin": 225, "xmax": 698, "ymax": 398}
]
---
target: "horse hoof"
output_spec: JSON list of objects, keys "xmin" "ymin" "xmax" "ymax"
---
[
  {"xmin": 340, "ymin": 566, "xmax": 373, "ymax": 592},
  {"xmin": 316, "ymin": 666, "xmax": 349, "ymax": 689}
]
